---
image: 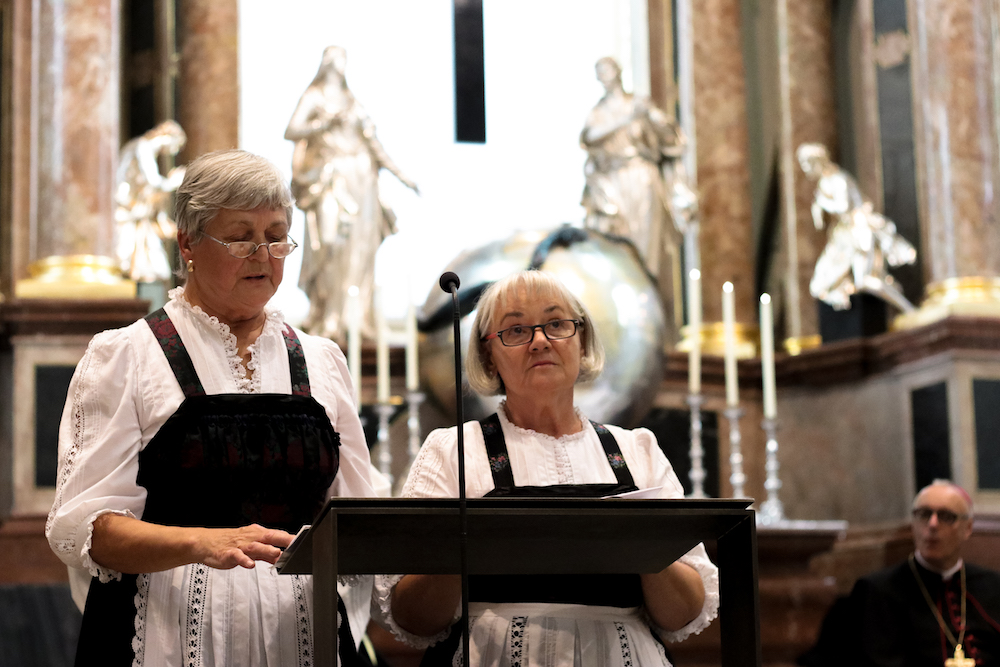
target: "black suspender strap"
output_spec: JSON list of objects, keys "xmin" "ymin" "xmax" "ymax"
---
[
  {"xmin": 479, "ymin": 413, "xmax": 515, "ymax": 488},
  {"xmin": 282, "ymin": 324, "xmax": 311, "ymax": 397},
  {"xmin": 144, "ymin": 308, "xmax": 206, "ymax": 398},
  {"xmin": 590, "ymin": 420, "xmax": 636, "ymax": 488}
]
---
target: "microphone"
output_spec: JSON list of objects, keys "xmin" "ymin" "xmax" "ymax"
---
[
  {"xmin": 439, "ymin": 271, "xmax": 461, "ymax": 293},
  {"xmin": 439, "ymin": 271, "xmax": 470, "ymax": 665}
]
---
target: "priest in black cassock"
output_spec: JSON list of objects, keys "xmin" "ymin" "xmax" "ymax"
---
[{"xmin": 800, "ymin": 480, "xmax": 1000, "ymax": 667}]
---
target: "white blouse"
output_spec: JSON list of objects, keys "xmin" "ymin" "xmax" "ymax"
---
[
  {"xmin": 46, "ymin": 288, "xmax": 375, "ymax": 666},
  {"xmin": 373, "ymin": 404, "xmax": 720, "ymax": 667}
]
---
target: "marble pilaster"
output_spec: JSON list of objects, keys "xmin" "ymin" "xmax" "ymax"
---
[
  {"xmin": 781, "ymin": 0, "xmax": 838, "ymax": 349},
  {"xmin": 902, "ymin": 0, "xmax": 1000, "ymax": 324},
  {"xmin": 32, "ymin": 0, "xmax": 120, "ymax": 260},
  {"xmin": 689, "ymin": 0, "xmax": 757, "ymax": 330},
  {"xmin": 177, "ymin": 0, "xmax": 239, "ymax": 159}
]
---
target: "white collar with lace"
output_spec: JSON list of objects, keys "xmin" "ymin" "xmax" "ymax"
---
[
  {"xmin": 167, "ymin": 287, "xmax": 285, "ymax": 393},
  {"xmin": 496, "ymin": 400, "xmax": 590, "ymax": 444}
]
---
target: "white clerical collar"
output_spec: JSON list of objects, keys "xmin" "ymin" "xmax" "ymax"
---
[{"xmin": 914, "ymin": 550, "xmax": 964, "ymax": 581}]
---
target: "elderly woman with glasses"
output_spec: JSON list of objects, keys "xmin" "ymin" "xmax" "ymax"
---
[
  {"xmin": 46, "ymin": 149, "xmax": 375, "ymax": 667},
  {"xmin": 373, "ymin": 270, "xmax": 718, "ymax": 667}
]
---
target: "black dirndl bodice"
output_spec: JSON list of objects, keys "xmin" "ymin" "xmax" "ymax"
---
[
  {"xmin": 74, "ymin": 309, "xmax": 351, "ymax": 667},
  {"xmin": 420, "ymin": 413, "xmax": 645, "ymax": 666}
]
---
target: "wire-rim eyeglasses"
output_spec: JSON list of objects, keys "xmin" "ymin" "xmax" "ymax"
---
[{"xmin": 202, "ymin": 233, "xmax": 299, "ymax": 259}]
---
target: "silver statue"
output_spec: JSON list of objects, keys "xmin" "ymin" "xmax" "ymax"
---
[
  {"xmin": 797, "ymin": 143, "xmax": 917, "ymax": 312},
  {"xmin": 580, "ymin": 57, "xmax": 696, "ymax": 276},
  {"xmin": 285, "ymin": 45, "xmax": 419, "ymax": 341},
  {"xmin": 114, "ymin": 120, "xmax": 187, "ymax": 282}
]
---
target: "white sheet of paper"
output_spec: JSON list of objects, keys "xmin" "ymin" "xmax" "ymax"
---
[{"xmin": 607, "ymin": 486, "xmax": 663, "ymax": 499}]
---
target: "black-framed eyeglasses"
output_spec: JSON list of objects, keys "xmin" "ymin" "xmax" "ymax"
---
[
  {"xmin": 202, "ymin": 233, "xmax": 298, "ymax": 259},
  {"xmin": 482, "ymin": 319, "xmax": 582, "ymax": 347},
  {"xmin": 911, "ymin": 507, "xmax": 967, "ymax": 525}
]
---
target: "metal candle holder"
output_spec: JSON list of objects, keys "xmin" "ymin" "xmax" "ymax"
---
[
  {"xmin": 406, "ymin": 390, "xmax": 425, "ymax": 465},
  {"xmin": 687, "ymin": 393, "xmax": 706, "ymax": 498},
  {"xmin": 723, "ymin": 406, "xmax": 746, "ymax": 498},
  {"xmin": 374, "ymin": 402, "xmax": 396, "ymax": 488},
  {"xmin": 758, "ymin": 416, "xmax": 785, "ymax": 524}
]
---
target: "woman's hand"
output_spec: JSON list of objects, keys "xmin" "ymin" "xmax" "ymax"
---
[
  {"xmin": 196, "ymin": 524, "xmax": 295, "ymax": 570},
  {"xmin": 90, "ymin": 514, "xmax": 295, "ymax": 575}
]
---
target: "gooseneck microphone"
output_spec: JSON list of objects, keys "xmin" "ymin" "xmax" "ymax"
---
[{"xmin": 439, "ymin": 271, "xmax": 470, "ymax": 665}]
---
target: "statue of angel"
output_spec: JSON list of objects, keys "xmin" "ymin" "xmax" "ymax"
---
[
  {"xmin": 285, "ymin": 45, "xmax": 419, "ymax": 341},
  {"xmin": 114, "ymin": 120, "xmax": 187, "ymax": 282},
  {"xmin": 797, "ymin": 143, "xmax": 917, "ymax": 313},
  {"xmin": 580, "ymin": 57, "xmax": 696, "ymax": 276}
]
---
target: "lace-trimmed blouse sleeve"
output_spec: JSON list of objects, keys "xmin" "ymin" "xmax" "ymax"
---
[{"xmin": 45, "ymin": 321, "xmax": 174, "ymax": 582}]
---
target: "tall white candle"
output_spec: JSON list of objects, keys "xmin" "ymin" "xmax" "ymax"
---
[
  {"xmin": 723, "ymin": 282, "xmax": 739, "ymax": 407},
  {"xmin": 405, "ymin": 300, "xmax": 419, "ymax": 391},
  {"xmin": 347, "ymin": 285, "xmax": 362, "ymax": 409},
  {"xmin": 376, "ymin": 288, "xmax": 390, "ymax": 403},
  {"xmin": 759, "ymin": 293, "xmax": 777, "ymax": 419},
  {"xmin": 687, "ymin": 269, "xmax": 702, "ymax": 395}
]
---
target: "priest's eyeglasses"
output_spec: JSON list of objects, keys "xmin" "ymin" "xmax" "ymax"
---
[
  {"xmin": 203, "ymin": 233, "xmax": 299, "ymax": 259},
  {"xmin": 482, "ymin": 319, "xmax": 582, "ymax": 347},
  {"xmin": 911, "ymin": 508, "xmax": 967, "ymax": 525}
]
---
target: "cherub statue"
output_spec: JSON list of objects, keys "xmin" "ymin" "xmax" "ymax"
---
[
  {"xmin": 797, "ymin": 143, "xmax": 917, "ymax": 312},
  {"xmin": 114, "ymin": 120, "xmax": 187, "ymax": 282},
  {"xmin": 285, "ymin": 45, "xmax": 419, "ymax": 341},
  {"xmin": 580, "ymin": 56, "xmax": 697, "ymax": 276}
]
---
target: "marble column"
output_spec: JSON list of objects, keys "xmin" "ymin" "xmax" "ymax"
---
[
  {"xmin": 689, "ymin": 0, "xmax": 757, "ymax": 346},
  {"xmin": 177, "ymin": 0, "xmax": 239, "ymax": 159},
  {"xmin": 900, "ymin": 0, "xmax": 1000, "ymax": 325},
  {"xmin": 34, "ymin": 0, "xmax": 119, "ymax": 259},
  {"xmin": 780, "ymin": 0, "xmax": 838, "ymax": 351},
  {"xmin": 13, "ymin": 0, "xmax": 132, "ymax": 298}
]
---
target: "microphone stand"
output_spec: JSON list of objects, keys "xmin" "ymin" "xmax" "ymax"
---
[{"xmin": 440, "ymin": 271, "xmax": 470, "ymax": 666}]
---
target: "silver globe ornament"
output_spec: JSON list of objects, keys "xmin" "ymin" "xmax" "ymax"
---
[{"xmin": 418, "ymin": 226, "xmax": 666, "ymax": 427}]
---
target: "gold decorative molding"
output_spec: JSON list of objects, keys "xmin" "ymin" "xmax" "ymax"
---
[
  {"xmin": 676, "ymin": 321, "xmax": 760, "ymax": 359},
  {"xmin": 893, "ymin": 276, "xmax": 1000, "ymax": 329},
  {"xmin": 783, "ymin": 334, "xmax": 823, "ymax": 356},
  {"xmin": 14, "ymin": 255, "xmax": 136, "ymax": 299}
]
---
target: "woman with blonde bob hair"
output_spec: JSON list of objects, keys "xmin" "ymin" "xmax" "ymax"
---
[{"xmin": 374, "ymin": 269, "xmax": 719, "ymax": 666}]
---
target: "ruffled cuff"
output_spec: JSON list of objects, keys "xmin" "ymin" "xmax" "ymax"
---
[
  {"xmin": 80, "ymin": 509, "xmax": 136, "ymax": 583},
  {"xmin": 371, "ymin": 574, "xmax": 457, "ymax": 649},
  {"xmin": 653, "ymin": 549, "xmax": 720, "ymax": 643}
]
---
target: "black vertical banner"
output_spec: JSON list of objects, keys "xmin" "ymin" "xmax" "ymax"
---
[{"xmin": 453, "ymin": 0, "xmax": 486, "ymax": 143}]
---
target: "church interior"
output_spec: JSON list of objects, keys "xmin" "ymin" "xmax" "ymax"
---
[{"xmin": 1, "ymin": 0, "xmax": 999, "ymax": 665}]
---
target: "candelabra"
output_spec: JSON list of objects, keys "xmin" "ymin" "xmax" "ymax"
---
[
  {"xmin": 687, "ymin": 393, "xmax": 706, "ymax": 498},
  {"xmin": 406, "ymin": 390, "xmax": 425, "ymax": 465},
  {"xmin": 374, "ymin": 402, "xmax": 396, "ymax": 488},
  {"xmin": 758, "ymin": 417, "xmax": 785, "ymax": 524},
  {"xmin": 723, "ymin": 406, "xmax": 746, "ymax": 498}
]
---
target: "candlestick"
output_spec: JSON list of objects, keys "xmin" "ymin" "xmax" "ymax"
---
[
  {"xmin": 374, "ymin": 402, "xmax": 395, "ymax": 488},
  {"xmin": 687, "ymin": 269, "xmax": 702, "ymax": 394},
  {"xmin": 376, "ymin": 288, "xmax": 390, "ymax": 404},
  {"xmin": 724, "ymin": 406, "xmax": 746, "ymax": 498},
  {"xmin": 687, "ymin": 393, "xmax": 706, "ymax": 498},
  {"xmin": 347, "ymin": 285, "xmax": 361, "ymax": 409},
  {"xmin": 722, "ymin": 282, "xmax": 739, "ymax": 407},
  {"xmin": 759, "ymin": 293, "xmax": 777, "ymax": 419},
  {"xmin": 406, "ymin": 300, "xmax": 419, "ymax": 391},
  {"xmin": 758, "ymin": 416, "xmax": 785, "ymax": 524},
  {"xmin": 406, "ymin": 390, "xmax": 425, "ymax": 464}
]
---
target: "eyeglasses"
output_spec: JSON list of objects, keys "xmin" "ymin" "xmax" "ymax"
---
[
  {"xmin": 482, "ymin": 319, "xmax": 582, "ymax": 347},
  {"xmin": 911, "ymin": 507, "xmax": 968, "ymax": 525},
  {"xmin": 202, "ymin": 233, "xmax": 298, "ymax": 259}
]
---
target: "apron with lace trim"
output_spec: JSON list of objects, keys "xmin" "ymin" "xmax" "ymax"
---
[{"xmin": 74, "ymin": 309, "xmax": 357, "ymax": 666}]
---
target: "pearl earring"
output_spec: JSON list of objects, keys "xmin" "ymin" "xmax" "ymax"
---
[{"xmin": 187, "ymin": 259, "xmax": 195, "ymax": 273}]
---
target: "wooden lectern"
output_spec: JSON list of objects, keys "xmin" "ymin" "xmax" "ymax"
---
[{"xmin": 278, "ymin": 497, "xmax": 760, "ymax": 667}]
